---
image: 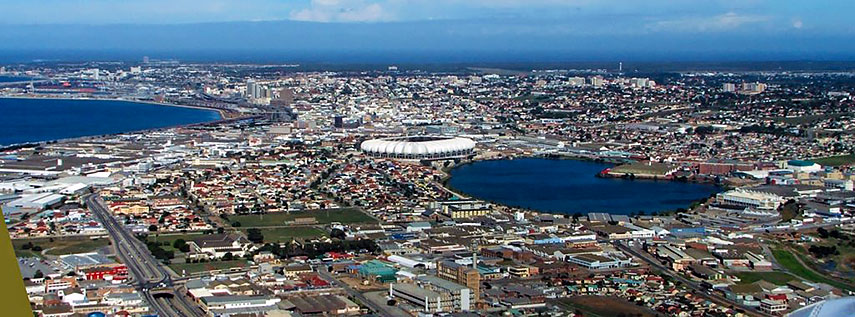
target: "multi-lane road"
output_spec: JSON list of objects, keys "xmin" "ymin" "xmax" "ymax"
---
[
  {"xmin": 85, "ymin": 194, "xmax": 202, "ymax": 317},
  {"xmin": 613, "ymin": 241, "xmax": 770, "ymax": 317}
]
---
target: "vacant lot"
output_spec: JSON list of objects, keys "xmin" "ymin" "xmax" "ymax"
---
[
  {"xmin": 13, "ymin": 237, "xmax": 110, "ymax": 257},
  {"xmin": 734, "ymin": 271, "xmax": 797, "ymax": 285},
  {"xmin": 610, "ymin": 162, "xmax": 674, "ymax": 176},
  {"xmin": 554, "ymin": 295, "xmax": 657, "ymax": 317},
  {"xmin": 240, "ymin": 227, "xmax": 327, "ymax": 243},
  {"xmin": 229, "ymin": 208, "xmax": 375, "ymax": 227}
]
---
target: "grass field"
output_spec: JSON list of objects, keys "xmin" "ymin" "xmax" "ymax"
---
[
  {"xmin": 147, "ymin": 233, "xmax": 207, "ymax": 252},
  {"xmin": 169, "ymin": 259, "xmax": 251, "ymax": 275},
  {"xmin": 229, "ymin": 208, "xmax": 375, "ymax": 227},
  {"xmin": 242, "ymin": 227, "xmax": 328, "ymax": 243},
  {"xmin": 812, "ymin": 154, "xmax": 855, "ymax": 167},
  {"xmin": 734, "ymin": 271, "xmax": 797, "ymax": 285},
  {"xmin": 13, "ymin": 237, "xmax": 110, "ymax": 257},
  {"xmin": 772, "ymin": 248, "xmax": 855, "ymax": 291}
]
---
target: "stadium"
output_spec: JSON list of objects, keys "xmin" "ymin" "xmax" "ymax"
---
[{"xmin": 360, "ymin": 136, "xmax": 476, "ymax": 161}]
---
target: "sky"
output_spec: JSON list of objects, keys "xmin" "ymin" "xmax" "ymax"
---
[{"xmin": 0, "ymin": 0, "xmax": 853, "ymax": 62}]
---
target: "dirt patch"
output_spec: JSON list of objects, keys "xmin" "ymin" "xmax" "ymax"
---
[{"xmin": 556, "ymin": 295, "xmax": 658, "ymax": 317}]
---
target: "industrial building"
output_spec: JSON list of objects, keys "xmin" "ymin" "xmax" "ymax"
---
[
  {"xmin": 390, "ymin": 276, "xmax": 474, "ymax": 313},
  {"xmin": 716, "ymin": 188, "xmax": 786, "ymax": 210},
  {"xmin": 431, "ymin": 199, "xmax": 492, "ymax": 219}
]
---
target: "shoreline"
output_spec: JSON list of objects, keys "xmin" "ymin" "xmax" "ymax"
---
[
  {"xmin": 0, "ymin": 96, "xmax": 240, "ymax": 150},
  {"xmin": 439, "ymin": 155, "xmax": 720, "ymax": 217}
]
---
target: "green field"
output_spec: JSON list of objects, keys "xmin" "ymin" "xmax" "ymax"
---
[
  {"xmin": 13, "ymin": 237, "xmax": 110, "ymax": 257},
  {"xmin": 169, "ymin": 259, "xmax": 251, "ymax": 275},
  {"xmin": 147, "ymin": 233, "xmax": 207, "ymax": 252},
  {"xmin": 229, "ymin": 208, "xmax": 375, "ymax": 227},
  {"xmin": 734, "ymin": 271, "xmax": 797, "ymax": 285},
  {"xmin": 812, "ymin": 154, "xmax": 855, "ymax": 167},
  {"xmin": 242, "ymin": 227, "xmax": 328, "ymax": 243},
  {"xmin": 772, "ymin": 248, "xmax": 855, "ymax": 291}
]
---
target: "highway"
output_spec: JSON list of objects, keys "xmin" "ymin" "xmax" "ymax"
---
[
  {"xmin": 613, "ymin": 241, "xmax": 770, "ymax": 317},
  {"xmin": 86, "ymin": 194, "xmax": 202, "ymax": 317}
]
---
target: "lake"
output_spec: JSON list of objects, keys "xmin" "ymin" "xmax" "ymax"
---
[
  {"xmin": 0, "ymin": 98, "xmax": 222, "ymax": 146},
  {"xmin": 448, "ymin": 158, "xmax": 721, "ymax": 215}
]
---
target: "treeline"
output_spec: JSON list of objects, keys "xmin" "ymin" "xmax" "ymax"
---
[
  {"xmin": 137, "ymin": 235, "xmax": 175, "ymax": 262},
  {"xmin": 808, "ymin": 245, "xmax": 839, "ymax": 258}
]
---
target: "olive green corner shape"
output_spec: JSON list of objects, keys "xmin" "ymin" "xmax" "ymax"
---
[{"xmin": 0, "ymin": 208, "xmax": 33, "ymax": 316}]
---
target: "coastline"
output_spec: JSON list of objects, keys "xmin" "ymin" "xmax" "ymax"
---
[
  {"xmin": 0, "ymin": 96, "xmax": 237, "ymax": 150},
  {"xmin": 0, "ymin": 95, "xmax": 228, "ymax": 119}
]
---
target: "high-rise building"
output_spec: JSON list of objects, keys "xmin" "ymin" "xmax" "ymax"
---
[
  {"xmin": 246, "ymin": 79, "xmax": 262, "ymax": 100},
  {"xmin": 568, "ymin": 77, "xmax": 585, "ymax": 86},
  {"xmin": 333, "ymin": 115, "xmax": 344, "ymax": 128},
  {"xmin": 142, "ymin": 56, "xmax": 149, "ymax": 64},
  {"xmin": 722, "ymin": 83, "xmax": 736, "ymax": 92},
  {"xmin": 741, "ymin": 82, "xmax": 766, "ymax": 94}
]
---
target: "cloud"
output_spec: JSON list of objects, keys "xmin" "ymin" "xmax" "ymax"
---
[
  {"xmin": 646, "ymin": 12, "xmax": 769, "ymax": 33},
  {"xmin": 792, "ymin": 19, "xmax": 803, "ymax": 29},
  {"xmin": 290, "ymin": 0, "xmax": 390, "ymax": 22}
]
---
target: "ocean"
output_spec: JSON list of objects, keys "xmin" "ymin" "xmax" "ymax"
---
[{"xmin": 0, "ymin": 98, "xmax": 221, "ymax": 146}]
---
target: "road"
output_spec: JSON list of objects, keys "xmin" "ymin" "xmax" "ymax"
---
[
  {"xmin": 749, "ymin": 218, "xmax": 855, "ymax": 234},
  {"xmin": 86, "ymin": 194, "xmax": 202, "ymax": 317},
  {"xmin": 317, "ymin": 267, "xmax": 397, "ymax": 316},
  {"xmin": 613, "ymin": 241, "xmax": 770, "ymax": 317}
]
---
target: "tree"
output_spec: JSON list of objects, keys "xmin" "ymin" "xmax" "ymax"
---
[
  {"xmin": 231, "ymin": 221, "xmax": 242, "ymax": 227},
  {"xmin": 32, "ymin": 245, "xmax": 43, "ymax": 252},
  {"xmin": 173, "ymin": 239, "xmax": 186, "ymax": 249},
  {"xmin": 222, "ymin": 252, "xmax": 234, "ymax": 261},
  {"xmin": 33, "ymin": 270, "xmax": 43, "ymax": 279},
  {"xmin": 148, "ymin": 225, "xmax": 158, "ymax": 232},
  {"xmin": 173, "ymin": 239, "xmax": 190, "ymax": 252},
  {"xmin": 246, "ymin": 229, "xmax": 264, "ymax": 244},
  {"xmin": 330, "ymin": 228, "xmax": 346, "ymax": 240},
  {"xmin": 217, "ymin": 227, "xmax": 225, "ymax": 234}
]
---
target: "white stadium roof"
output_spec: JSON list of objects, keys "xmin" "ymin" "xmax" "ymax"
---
[{"xmin": 361, "ymin": 136, "xmax": 476, "ymax": 158}]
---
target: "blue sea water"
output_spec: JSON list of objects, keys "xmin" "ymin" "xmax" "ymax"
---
[
  {"xmin": 448, "ymin": 158, "xmax": 721, "ymax": 215},
  {"xmin": 0, "ymin": 98, "xmax": 221, "ymax": 146},
  {"xmin": 0, "ymin": 76, "xmax": 32, "ymax": 83}
]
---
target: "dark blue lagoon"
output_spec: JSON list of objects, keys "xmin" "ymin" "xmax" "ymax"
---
[
  {"xmin": 448, "ymin": 158, "xmax": 721, "ymax": 215},
  {"xmin": 0, "ymin": 98, "xmax": 221, "ymax": 146}
]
